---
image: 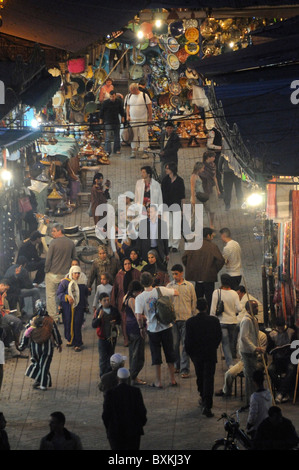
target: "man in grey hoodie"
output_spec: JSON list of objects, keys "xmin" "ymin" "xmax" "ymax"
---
[{"xmin": 246, "ymin": 369, "xmax": 272, "ymax": 438}]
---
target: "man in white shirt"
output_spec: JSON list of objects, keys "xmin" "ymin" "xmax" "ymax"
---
[
  {"xmin": 126, "ymin": 82, "xmax": 152, "ymax": 159},
  {"xmin": 210, "ymin": 274, "xmax": 242, "ymax": 368},
  {"xmin": 135, "ymin": 272, "xmax": 178, "ymax": 388},
  {"xmin": 220, "ymin": 227, "xmax": 242, "ymax": 290}
]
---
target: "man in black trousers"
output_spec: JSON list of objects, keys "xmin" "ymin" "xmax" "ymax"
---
[
  {"xmin": 102, "ymin": 367, "xmax": 147, "ymax": 450},
  {"xmin": 185, "ymin": 297, "xmax": 222, "ymax": 418}
]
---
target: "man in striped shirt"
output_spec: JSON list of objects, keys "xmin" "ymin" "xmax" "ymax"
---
[
  {"xmin": 220, "ymin": 227, "xmax": 242, "ymax": 290},
  {"xmin": 167, "ymin": 264, "xmax": 197, "ymax": 378}
]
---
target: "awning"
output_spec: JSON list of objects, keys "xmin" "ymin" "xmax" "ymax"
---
[
  {"xmin": 39, "ymin": 136, "xmax": 80, "ymax": 163},
  {"xmin": 0, "ymin": 128, "xmax": 42, "ymax": 154},
  {"xmin": 21, "ymin": 73, "xmax": 61, "ymax": 111},
  {"xmin": 2, "ymin": 1, "xmax": 299, "ymax": 52}
]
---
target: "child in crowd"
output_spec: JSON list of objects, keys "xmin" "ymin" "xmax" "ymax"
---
[
  {"xmin": 92, "ymin": 273, "xmax": 113, "ymax": 313},
  {"xmin": 91, "ymin": 293, "xmax": 121, "ymax": 377}
]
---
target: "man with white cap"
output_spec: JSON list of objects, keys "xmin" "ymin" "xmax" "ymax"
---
[
  {"xmin": 98, "ymin": 353, "xmax": 126, "ymax": 395},
  {"xmin": 102, "ymin": 367, "xmax": 147, "ymax": 450}
]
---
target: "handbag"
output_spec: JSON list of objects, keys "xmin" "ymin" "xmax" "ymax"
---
[
  {"xmin": 18, "ymin": 196, "xmax": 33, "ymax": 213},
  {"xmin": 215, "ymin": 289, "xmax": 224, "ymax": 316},
  {"xmin": 196, "ymin": 191, "xmax": 209, "ymax": 203},
  {"xmin": 121, "ymin": 124, "xmax": 134, "ymax": 144}
]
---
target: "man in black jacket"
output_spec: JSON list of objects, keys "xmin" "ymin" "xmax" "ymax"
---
[
  {"xmin": 185, "ymin": 297, "xmax": 222, "ymax": 417},
  {"xmin": 18, "ymin": 230, "xmax": 46, "ymax": 285},
  {"xmin": 102, "ymin": 367, "xmax": 147, "ymax": 450},
  {"xmin": 135, "ymin": 204, "xmax": 169, "ymax": 266},
  {"xmin": 99, "ymin": 90, "xmax": 125, "ymax": 155},
  {"xmin": 159, "ymin": 121, "xmax": 181, "ymax": 179}
]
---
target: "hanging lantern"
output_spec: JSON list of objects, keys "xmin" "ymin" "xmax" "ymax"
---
[{"xmin": 140, "ymin": 22, "xmax": 153, "ymax": 39}]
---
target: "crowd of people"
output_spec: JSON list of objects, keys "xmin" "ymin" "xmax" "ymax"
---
[{"xmin": 0, "ymin": 78, "xmax": 298, "ymax": 450}]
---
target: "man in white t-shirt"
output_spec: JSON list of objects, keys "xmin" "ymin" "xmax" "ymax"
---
[
  {"xmin": 220, "ymin": 227, "xmax": 242, "ymax": 290},
  {"xmin": 135, "ymin": 272, "xmax": 178, "ymax": 388},
  {"xmin": 126, "ymin": 82, "xmax": 152, "ymax": 159}
]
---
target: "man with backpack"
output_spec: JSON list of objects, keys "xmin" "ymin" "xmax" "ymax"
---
[
  {"xmin": 135, "ymin": 272, "xmax": 178, "ymax": 388},
  {"xmin": 126, "ymin": 82, "xmax": 152, "ymax": 159}
]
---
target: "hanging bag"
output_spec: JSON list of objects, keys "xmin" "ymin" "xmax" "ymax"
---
[{"xmin": 215, "ymin": 289, "xmax": 224, "ymax": 316}]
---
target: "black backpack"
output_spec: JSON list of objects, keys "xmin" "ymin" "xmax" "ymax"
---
[{"xmin": 155, "ymin": 287, "xmax": 176, "ymax": 325}]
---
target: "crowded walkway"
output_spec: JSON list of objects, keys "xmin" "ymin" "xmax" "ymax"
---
[{"xmin": 1, "ymin": 143, "xmax": 298, "ymax": 451}]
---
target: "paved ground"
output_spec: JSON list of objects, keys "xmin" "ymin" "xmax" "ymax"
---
[{"xmin": 2, "ymin": 143, "xmax": 299, "ymax": 455}]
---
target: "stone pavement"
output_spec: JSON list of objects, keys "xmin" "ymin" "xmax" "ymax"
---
[{"xmin": 1, "ymin": 144, "xmax": 299, "ymax": 453}]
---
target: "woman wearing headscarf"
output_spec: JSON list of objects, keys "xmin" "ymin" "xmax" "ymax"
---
[
  {"xmin": 56, "ymin": 265, "xmax": 89, "ymax": 351},
  {"xmin": 129, "ymin": 248, "xmax": 147, "ymax": 272},
  {"xmin": 141, "ymin": 249, "xmax": 169, "ymax": 287},
  {"xmin": 110, "ymin": 258, "xmax": 141, "ymax": 346}
]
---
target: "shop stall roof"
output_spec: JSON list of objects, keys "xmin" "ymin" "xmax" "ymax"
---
[
  {"xmin": 0, "ymin": 128, "xmax": 42, "ymax": 154},
  {"xmin": 39, "ymin": 137, "xmax": 80, "ymax": 163},
  {"xmin": 21, "ymin": 73, "xmax": 61, "ymax": 112},
  {"xmin": 2, "ymin": 1, "xmax": 299, "ymax": 52}
]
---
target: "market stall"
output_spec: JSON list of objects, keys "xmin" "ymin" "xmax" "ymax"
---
[{"xmin": 264, "ymin": 178, "xmax": 299, "ymax": 328}]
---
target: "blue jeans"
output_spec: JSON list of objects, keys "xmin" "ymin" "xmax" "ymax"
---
[
  {"xmin": 172, "ymin": 320, "xmax": 190, "ymax": 373},
  {"xmin": 104, "ymin": 123, "xmax": 120, "ymax": 154},
  {"xmin": 221, "ymin": 324, "xmax": 236, "ymax": 368},
  {"xmin": 20, "ymin": 287, "xmax": 40, "ymax": 316},
  {"xmin": 128, "ymin": 333, "xmax": 145, "ymax": 380},
  {"xmin": 98, "ymin": 338, "xmax": 116, "ymax": 377}
]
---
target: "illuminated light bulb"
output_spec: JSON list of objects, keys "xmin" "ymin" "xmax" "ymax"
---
[
  {"xmin": 1, "ymin": 169, "xmax": 12, "ymax": 182},
  {"xmin": 247, "ymin": 193, "xmax": 263, "ymax": 207},
  {"xmin": 31, "ymin": 119, "xmax": 40, "ymax": 129},
  {"xmin": 155, "ymin": 19, "xmax": 162, "ymax": 28},
  {"xmin": 137, "ymin": 30, "xmax": 144, "ymax": 39},
  {"xmin": 229, "ymin": 41, "xmax": 235, "ymax": 48}
]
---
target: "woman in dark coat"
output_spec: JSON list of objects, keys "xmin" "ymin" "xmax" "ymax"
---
[
  {"xmin": 110, "ymin": 258, "xmax": 141, "ymax": 346},
  {"xmin": 141, "ymin": 249, "xmax": 169, "ymax": 287},
  {"xmin": 57, "ymin": 265, "xmax": 89, "ymax": 351}
]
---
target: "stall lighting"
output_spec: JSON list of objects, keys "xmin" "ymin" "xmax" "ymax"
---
[
  {"xmin": 155, "ymin": 19, "xmax": 162, "ymax": 28},
  {"xmin": 0, "ymin": 169, "xmax": 12, "ymax": 182},
  {"xmin": 31, "ymin": 117, "xmax": 41, "ymax": 129},
  {"xmin": 137, "ymin": 30, "xmax": 144, "ymax": 39},
  {"xmin": 246, "ymin": 192, "xmax": 264, "ymax": 207}
]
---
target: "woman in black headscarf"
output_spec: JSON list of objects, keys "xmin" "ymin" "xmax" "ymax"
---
[
  {"xmin": 129, "ymin": 248, "xmax": 148, "ymax": 271},
  {"xmin": 110, "ymin": 257, "xmax": 141, "ymax": 346},
  {"xmin": 141, "ymin": 249, "xmax": 169, "ymax": 287}
]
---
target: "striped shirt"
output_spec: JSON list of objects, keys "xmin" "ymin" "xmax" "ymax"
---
[{"xmin": 166, "ymin": 280, "xmax": 197, "ymax": 321}]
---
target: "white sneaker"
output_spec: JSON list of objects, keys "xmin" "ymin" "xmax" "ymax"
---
[
  {"xmin": 39, "ymin": 386, "xmax": 47, "ymax": 391},
  {"xmin": 281, "ymin": 394, "xmax": 290, "ymax": 403},
  {"xmin": 130, "ymin": 153, "xmax": 136, "ymax": 159},
  {"xmin": 141, "ymin": 153, "xmax": 149, "ymax": 159}
]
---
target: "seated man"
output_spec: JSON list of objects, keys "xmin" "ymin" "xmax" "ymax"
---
[
  {"xmin": 4, "ymin": 256, "xmax": 40, "ymax": 317},
  {"xmin": 267, "ymin": 317, "xmax": 296, "ymax": 404},
  {"xmin": 0, "ymin": 279, "xmax": 27, "ymax": 358},
  {"xmin": 17, "ymin": 230, "xmax": 46, "ymax": 286}
]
